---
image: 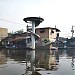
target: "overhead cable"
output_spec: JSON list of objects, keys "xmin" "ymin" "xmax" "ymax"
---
[{"xmin": 0, "ymin": 18, "xmax": 25, "ymax": 25}]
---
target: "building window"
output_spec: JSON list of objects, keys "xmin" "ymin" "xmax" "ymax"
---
[
  {"xmin": 40, "ymin": 28, "xmax": 45, "ymax": 33},
  {"xmin": 50, "ymin": 30, "xmax": 54, "ymax": 35}
]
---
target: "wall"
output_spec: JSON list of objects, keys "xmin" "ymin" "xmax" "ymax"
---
[
  {"xmin": 36, "ymin": 28, "xmax": 57, "ymax": 46},
  {"xmin": 49, "ymin": 29, "xmax": 57, "ymax": 42},
  {"xmin": 36, "ymin": 28, "xmax": 50, "ymax": 46},
  {"xmin": 36, "ymin": 28, "xmax": 49, "ymax": 38},
  {"xmin": 0, "ymin": 28, "xmax": 8, "ymax": 41}
]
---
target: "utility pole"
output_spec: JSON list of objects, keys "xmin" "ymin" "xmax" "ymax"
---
[{"xmin": 71, "ymin": 25, "xmax": 75, "ymax": 38}]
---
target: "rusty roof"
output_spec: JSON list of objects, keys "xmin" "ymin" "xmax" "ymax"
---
[{"xmin": 10, "ymin": 36, "xmax": 31, "ymax": 42}]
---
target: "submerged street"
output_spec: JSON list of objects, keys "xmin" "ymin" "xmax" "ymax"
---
[
  {"xmin": 38, "ymin": 49, "xmax": 75, "ymax": 75},
  {"xmin": 0, "ymin": 49, "xmax": 75, "ymax": 75}
]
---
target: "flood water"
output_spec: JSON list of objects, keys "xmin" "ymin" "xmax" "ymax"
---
[{"xmin": 0, "ymin": 49, "xmax": 75, "ymax": 75}]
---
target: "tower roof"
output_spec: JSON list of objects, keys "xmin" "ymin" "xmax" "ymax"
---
[{"xmin": 23, "ymin": 17, "xmax": 44, "ymax": 27}]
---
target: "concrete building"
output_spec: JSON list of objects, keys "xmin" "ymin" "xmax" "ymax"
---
[
  {"xmin": 36, "ymin": 27, "xmax": 60, "ymax": 47},
  {"xmin": 1, "ymin": 27, "xmax": 60, "ymax": 49},
  {"xmin": 0, "ymin": 28, "xmax": 8, "ymax": 41}
]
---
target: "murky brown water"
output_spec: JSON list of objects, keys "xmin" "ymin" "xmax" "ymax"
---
[{"xmin": 0, "ymin": 49, "xmax": 75, "ymax": 75}]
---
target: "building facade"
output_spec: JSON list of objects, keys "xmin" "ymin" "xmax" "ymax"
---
[
  {"xmin": 36, "ymin": 27, "xmax": 60, "ymax": 46},
  {"xmin": 0, "ymin": 28, "xmax": 8, "ymax": 41},
  {"xmin": 1, "ymin": 27, "xmax": 60, "ymax": 49}
]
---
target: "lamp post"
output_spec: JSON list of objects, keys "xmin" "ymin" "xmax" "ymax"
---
[{"xmin": 23, "ymin": 17, "xmax": 44, "ymax": 74}]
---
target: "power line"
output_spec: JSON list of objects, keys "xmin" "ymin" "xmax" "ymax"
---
[{"xmin": 0, "ymin": 18, "xmax": 25, "ymax": 25}]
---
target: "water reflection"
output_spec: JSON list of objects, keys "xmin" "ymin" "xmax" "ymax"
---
[
  {"xmin": 0, "ymin": 49, "xmax": 31, "ymax": 75},
  {"xmin": 0, "ymin": 49, "xmax": 75, "ymax": 75},
  {"xmin": 0, "ymin": 51, "xmax": 7, "ymax": 64},
  {"xmin": 67, "ymin": 49, "xmax": 75, "ymax": 70},
  {"xmin": 71, "ymin": 56, "xmax": 74, "ymax": 70},
  {"xmin": 36, "ymin": 49, "xmax": 59, "ymax": 70},
  {"xmin": 37, "ymin": 49, "xmax": 75, "ymax": 75}
]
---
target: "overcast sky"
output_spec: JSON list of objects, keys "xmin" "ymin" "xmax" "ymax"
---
[{"xmin": 0, "ymin": 0, "xmax": 75, "ymax": 37}]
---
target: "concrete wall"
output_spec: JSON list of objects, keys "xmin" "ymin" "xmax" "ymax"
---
[
  {"xmin": 36, "ymin": 28, "xmax": 49, "ymax": 38},
  {"xmin": 49, "ymin": 29, "xmax": 57, "ymax": 42},
  {"xmin": 36, "ymin": 28, "xmax": 49, "ymax": 46},
  {"xmin": 36, "ymin": 28, "xmax": 57, "ymax": 46},
  {"xmin": 0, "ymin": 28, "xmax": 8, "ymax": 41},
  {"xmin": 36, "ymin": 28, "xmax": 57, "ymax": 40}
]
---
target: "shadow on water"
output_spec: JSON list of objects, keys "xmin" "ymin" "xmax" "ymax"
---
[
  {"xmin": 0, "ymin": 49, "xmax": 75, "ymax": 75},
  {"xmin": 0, "ymin": 49, "xmax": 31, "ymax": 62}
]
